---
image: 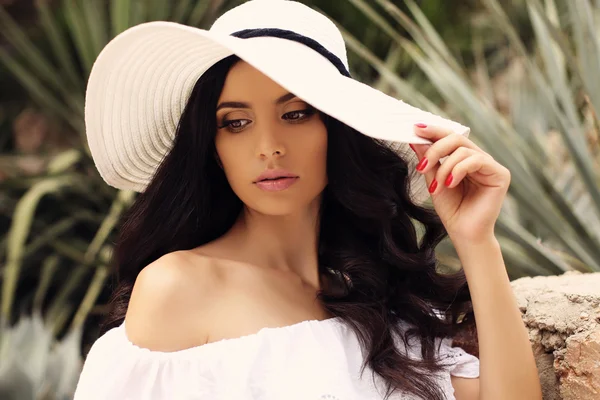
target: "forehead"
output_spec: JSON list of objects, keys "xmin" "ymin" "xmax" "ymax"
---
[{"xmin": 219, "ymin": 61, "xmax": 289, "ymax": 102}]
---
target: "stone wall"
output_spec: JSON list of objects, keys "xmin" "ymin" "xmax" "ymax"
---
[{"xmin": 453, "ymin": 271, "xmax": 600, "ymax": 400}]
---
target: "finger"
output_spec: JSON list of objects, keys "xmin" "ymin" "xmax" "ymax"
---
[
  {"xmin": 408, "ymin": 142, "xmax": 429, "ymax": 161},
  {"xmin": 415, "ymin": 133, "xmax": 481, "ymax": 176},
  {"xmin": 429, "ymin": 147, "xmax": 474, "ymax": 194},
  {"xmin": 414, "ymin": 123, "xmax": 482, "ymax": 150},
  {"xmin": 409, "ymin": 143, "xmax": 438, "ymax": 191},
  {"xmin": 445, "ymin": 153, "xmax": 490, "ymax": 188}
]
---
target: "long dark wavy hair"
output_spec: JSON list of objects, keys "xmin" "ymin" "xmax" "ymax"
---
[{"xmin": 101, "ymin": 55, "xmax": 475, "ymax": 400}]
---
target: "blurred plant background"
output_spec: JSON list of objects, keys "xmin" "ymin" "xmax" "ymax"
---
[{"xmin": 0, "ymin": 0, "xmax": 598, "ymax": 398}]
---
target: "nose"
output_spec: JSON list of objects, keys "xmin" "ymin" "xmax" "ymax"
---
[{"xmin": 255, "ymin": 122, "xmax": 286, "ymax": 159}]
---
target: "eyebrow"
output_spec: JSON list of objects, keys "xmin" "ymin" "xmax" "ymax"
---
[{"xmin": 216, "ymin": 92, "xmax": 298, "ymax": 112}]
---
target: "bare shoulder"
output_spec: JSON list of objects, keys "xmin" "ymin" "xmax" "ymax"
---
[{"xmin": 124, "ymin": 250, "xmax": 225, "ymax": 351}]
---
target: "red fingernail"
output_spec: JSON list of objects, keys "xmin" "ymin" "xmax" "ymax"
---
[
  {"xmin": 415, "ymin": 123, "xmax": 427, "ymax": 129},
  {"xmin": 409, "ymin": 143, "xmax": 416, "ymax": 152},
  {"xmin": 445, "ymin": 173, "xmax": 453, "ymax": 187},
  {"xmin": 429, "ymin": 179, "xmax": 438, "ymax": 194},
  {"xmin": 416, "ymin": 157, "xmax": 428, "ymax": 171}
]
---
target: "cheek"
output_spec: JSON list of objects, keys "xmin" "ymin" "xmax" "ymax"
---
[
  {"xmin": 303, "ymin": 127, "xmax": 328, "ymax": 176},
  {"xmin": 215, "ymin": 135, "xmax": 244, "ymax": 183}
]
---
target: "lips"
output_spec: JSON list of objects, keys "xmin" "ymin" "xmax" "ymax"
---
[
  {"xmin": 254, "ymin": 169, "xmax": 297, "ymax": 182},
  {"xmin": 254, "ymin": 169, "xmax": 299, "ymax": 192},
  {"xmin": 255, "ymin": 177, "xmax": 298, "ymax": 192}
]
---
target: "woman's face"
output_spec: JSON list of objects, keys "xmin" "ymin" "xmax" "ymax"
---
[{"xmin": 215, "ymin": 61, "xmax": 328, "ymax": 216}]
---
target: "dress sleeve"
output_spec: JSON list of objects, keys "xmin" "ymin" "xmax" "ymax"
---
[
  {"xmin": 73, "ymin": 325, "xmax": 216, "ymax": 400},
  {"xmin": 436, "ymin": 337, "xmax": 480, "ymax": 378}
]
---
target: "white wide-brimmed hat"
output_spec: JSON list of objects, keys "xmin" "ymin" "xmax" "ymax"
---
[{"xmin": 85, "ymin": 0, "xmax": 469, "ymax": 198}]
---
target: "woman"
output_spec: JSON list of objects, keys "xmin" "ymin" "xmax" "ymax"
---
[{"xmin": 75, "ymin": 1, "xmax": 541, "ymax": 399}]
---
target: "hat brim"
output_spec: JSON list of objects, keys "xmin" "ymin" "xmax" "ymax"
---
[{"xmin": 85, "ymin": 21, "xmax": 469, "ymax": 198}]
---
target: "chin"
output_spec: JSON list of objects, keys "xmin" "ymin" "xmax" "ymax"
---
[
  {"xmin": 247, "ymin": 198, "xmax": 315, "ymax": 216},
  {"xmin": 241, "ymin": 189, "xmax": 324, "ymax": 217}
]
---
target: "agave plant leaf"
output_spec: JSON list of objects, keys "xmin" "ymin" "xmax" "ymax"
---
[
  {"xmin": 399, "ymin": 0, "xmax": 466, "ymax": 76},
  {"xmin": 44, "ymin": 327, "xmax": 82, "ymax": 399},
  {"xmin": 0, "ymin": 360, "xmax": 35, "ymax": 400},
  {"xmin": 0, "ymin": 313, "xmax": 82, "ymax": 400},
  {"xmin": 0, "ymin": 313, "xmax": 52, "ymax": 396},
  {"xmin": 46, "ymin": 149, "xmax": 82, "ymax": 175},
  {"xmin": 186, "ymin": 0, "xmax": 213, "ymax": 26},
  {"xmin": 527, "ymin": 0, "xmax": 566, "ymax": 98},
  {"xmin": 11, "ymin": 313, "xmax": 52, "ymax": 386},
  {"xmin": 110, "ymin": 0, "xmax": 132, "ymax": 37},
  {"xmin": 565, "ymin": 0, "xmax": 600, "ymax": 114},
  {"xmin": 482, "ymin": 0, "xmax": 600, "ymax": 212},
  {"xmin": 49, "ymin": 304, "xmax": 75, "ymax": 339},
  {"xmin": 2, "ymin": 177, "xmax": 74, "ymax": 325},
  {"xmin": 143, "ymin": 0, "xmax": 172, "ymax": 21},
  {"xmin": 46, "ymin": 191, "xmax": 135, "ymax": 331},
  {"xmin": 33, "ymin": 256, "xmax": 60, "ymax": 314},
  {"xmin": 0, "ymin": 50, "xmax": 82, "ymax": 133},
  {"xmin": 84, "ymin": 190, "xmax": 135, "ymax": 266},
  {"xmin": 495, "ymin": 215, "xmax": 575, "ymax": 273},
  {"xmin": 70, "ymin": 264, "xmax": 109, "ymax": 332},
  {"xmin": 63, "ymin": 0, "xmax": 101, "ymax": 76},
  {"xmin": 47, "ymin": 238, "xmax": 87, "ymax": 266},
  {"xmin": 495, "ymin": 237, "xmax": 554, "ymax": 278},
  {"xmin": 37, "ymin": 0, "xmax": 83, "ymax": 92},
  {"xmin": 472, "ymin": 35, "xmax": 496, "ymax": 109},
  {"xmin": 44, "ymin": 264, "xmax": 87, "ymax": 330},
  {"xmin": 171, "ymin": 0, "xmax": 196, "ymax": 23},
  {"xmin": 16, "ymin": 211, "xmax": 99, "ymax": 268},
  {"xmin": 332, "ymin": 21, "xmax": 444, "ymax": 114},
  {"xmin": 0, "ymin": 7, "xmax": 77, "ymax": 107}
]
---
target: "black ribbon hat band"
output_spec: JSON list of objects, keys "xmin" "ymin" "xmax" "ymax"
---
[{"xmin": 231, "ymin": 28, "xmax": 351, "ymax": 77}]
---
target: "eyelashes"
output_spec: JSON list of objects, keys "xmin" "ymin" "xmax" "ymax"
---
[
  {"xmin": 219, "ymin": 119, "xmax": 250, "ymax": 132},
  {"xmin": 218, "ymin": 107, "xmax": 317, "ymax": 133}
]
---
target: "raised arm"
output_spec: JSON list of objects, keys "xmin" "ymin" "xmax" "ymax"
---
[{"xmin": 409, "ymin": 123, "xmax": 542, "ymax": 400}]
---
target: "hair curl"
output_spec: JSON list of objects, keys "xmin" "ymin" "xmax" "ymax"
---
[{"xmin": 101, "ymin": 55, "xmax": 475, "ymax": 400}]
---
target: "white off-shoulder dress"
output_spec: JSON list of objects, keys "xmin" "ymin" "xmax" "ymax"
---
[{"xmin": 73, "ymin": 317, "xmax": 479, "ymax": 400}]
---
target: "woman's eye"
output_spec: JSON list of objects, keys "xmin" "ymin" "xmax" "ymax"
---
[
  {"xmin": 219, "ymin": 108, "xmax": 315, "ymax": 132},
  {"xmin": 220, "ymin": 119, "xmax": 250, "ymax": 132},
  {"xmin": 283, "ymin": 108, "xmax": 315, "ymax": 121}
]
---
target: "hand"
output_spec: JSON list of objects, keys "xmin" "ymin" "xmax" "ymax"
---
[{"xmin": 410, "ymin": 124, "xmax": 511, "ymax": 242}]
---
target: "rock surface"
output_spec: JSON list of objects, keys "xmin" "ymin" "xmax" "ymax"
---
[
  {"xmin": 454, "ymin": 271, "xmax": 600, "ymax": 400},
  {"xmin": 511, "ymin": 271, "xmax": 599, "ymax": 400}
]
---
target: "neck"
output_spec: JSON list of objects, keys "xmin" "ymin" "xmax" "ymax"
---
[{"xmin": 228, "ymin": 197, "xmax": 322, "ymax": 288}]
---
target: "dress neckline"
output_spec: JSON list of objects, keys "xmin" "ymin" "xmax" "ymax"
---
[{"xmin": 119, "ymin": 316, "xmax": 344, "ymax": 358}]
